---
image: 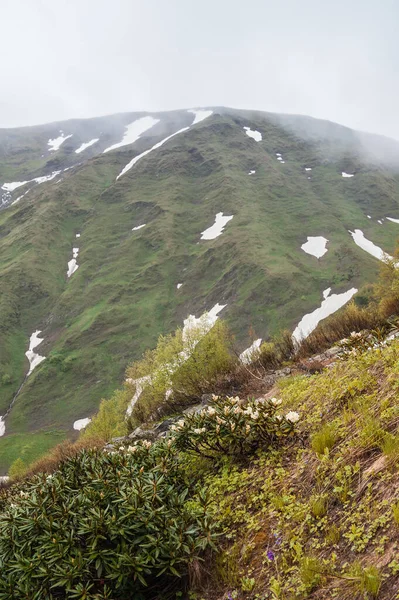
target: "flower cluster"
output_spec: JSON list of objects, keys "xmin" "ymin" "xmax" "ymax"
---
[
  {"xmin": 170, "ymin": 395, "xmax": 300, "ymax": 458},
  {"xmin": 338, "ymin": 327, "xmax": 394, "ymax": 358}
]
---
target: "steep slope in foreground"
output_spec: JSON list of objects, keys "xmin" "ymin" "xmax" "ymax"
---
[
  {"xmin": 1, "ymin": 107, "xmax": 399, "ymax": 469},
  {"xmin": 2, "ymin": 338, "xmax": 399, "ymax": 599},
  {"xmin": 198, "ymin": 339, "xmax": 399, "ymax": 599}
]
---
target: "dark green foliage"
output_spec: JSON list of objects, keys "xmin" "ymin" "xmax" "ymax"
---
[{"xmin": 0, "ymin": 444, "xmax": 215, "ymax": 599}]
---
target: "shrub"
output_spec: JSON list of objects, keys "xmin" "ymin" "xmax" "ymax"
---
[
  {"xmin": 7, "ymin": 457, "xmax": 27, "ymax": 480},
  {"xmin": 128, "ymin": 320, "xmax": 237, "ymax": 425},
  {"xmin": 258, "ymin": 330, "xmax": 294, "ymax": 370},
  {"xmin": 82, "ymin": 387, "xmax": 130, "ymax": 442},
  {"xmin": 170, "ymin": 395, "xmax": 299, "ymax": 458},
  {"xmin": 0, "ymin": 444, "xmax": 215, "ymax": 599}
]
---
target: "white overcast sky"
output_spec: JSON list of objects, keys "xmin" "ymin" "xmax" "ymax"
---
[{"xmin": 1, "ymin": 0, "xmax": 398, "ymax": 138}]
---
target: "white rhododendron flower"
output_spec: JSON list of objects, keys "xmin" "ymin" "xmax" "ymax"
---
[
  {"xmin": 270, "ymin": 397, "xmax": 282, "ymax": 406},
  {"xmin": 193, "ymin": 428, "xmax": 206, "ymax": 434},
  {"xmin": 207, "ymin": 407, "xmax": 216, "ymax": 416},
  {"xmin": 285, "ymin": 411, "xmax": 300, "ymax": 423},
  {"xmin": 142, "ymin": 440, "xmax": 152, "ymax": 449},
  {"xmin": 177, "ymin": 419, "xmax": 185, "ymax": 427}
]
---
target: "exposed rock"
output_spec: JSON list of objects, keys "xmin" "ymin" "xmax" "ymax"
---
[
  {"xmin": 128, "ymin": 427, "xmax": 158, "ymax": 441},
  {"xmin": 274, "ymin": 367, "xmax": 291, "ymax": 377},
  {"xmin": 183, "ymin": 404, "xmax": 204, "ymax": 416},
  {"xmin": 111, "ymin": 436, "xmax": 125, "ymax": 444},
  {"xmin": 154, "ymin": 418, "xmax": 177, "ymax": 434}
]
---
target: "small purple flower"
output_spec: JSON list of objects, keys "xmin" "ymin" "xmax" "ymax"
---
[
  {"xmin": 267, "ymin": 550, "xmax": 275, "ymax": 561},
  {"xmin": 227, "ymin": 593, "xmax": 233, "ymax": 600}
]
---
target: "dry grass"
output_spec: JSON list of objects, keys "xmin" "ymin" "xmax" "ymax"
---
[
  {"xmin": 13, "ymin": 437, "xmax": 104, "ymax": 482},
  {"xmin": 297, "ymin": 302, "xmax": 383, "ymax": 358}
]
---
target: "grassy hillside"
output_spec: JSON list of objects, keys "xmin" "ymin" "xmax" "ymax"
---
[{"xmin": 2, "ymin": 108, "xmax": 399, "ymax": 469}]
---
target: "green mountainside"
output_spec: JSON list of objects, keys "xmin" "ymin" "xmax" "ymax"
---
[{"xmin": 1, "ymin": 107, "xmax": 399, "ymax": 470}]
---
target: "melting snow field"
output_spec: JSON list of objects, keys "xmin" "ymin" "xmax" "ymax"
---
[
  {"xmin": 132, "ymin": 224, "xmax": 146, "ymax": 231},
  {"xmin": 342, "ymin": 172, "xmax": 354, "ymax": 178},
  {"xmin": 243, "ymin": 126, "xmax": 262, "ymax": 142},
  {"xmin": 117, "ymin": 126, "xmax": 189, "ymax": 179},
  {"xmin": 116, "ymin": 109, "xmax": 213, "ymax": 180},
  {"xmin": 73, "ymin": 417, "xmax": 92, "ymax": 431},
  {"xmin": 301, "ymin": 236, "xmax": 329, "ymax": 258},
  {"xmin": 67, "ymin": 247, "xmax": 79, "ymax": 277},
  {"xmin": 48, "ymin": 132, "xmax": 73, "ymax": 152},
  {"xmin": 103, "ymin": 116, "xmax": 160, "ymax": 154},
  {"xmin": 349, "ymin": 229, "xmax": 392, "ymax": 262},
  {"xmin": 293, "ymin": 287, "xmax": 358, "ymax": 343},
  {"xmin": 240, "ymin": 338, "xmax": 262, "ymax": 365},
  {"xmin": 2, "ymin": 170, "xmax": 61, "ymax": 194},
  {"xmin": 200, "ymin": 212, "xmax": 233, "ymax": 240},
  {"xmin": 26, "ymin": 330, "xmax": 46, "ymax": 375},
  {"xmin": 0, "ymin": 417, "xmax": 5, "ymax": 437},
  {"xmin": 387, "ymin": 217, "xmax": 399, "ymax": 224},
  {"xmin": 75, "ymin": 138, "xmax": 99, "ymax": 154}
]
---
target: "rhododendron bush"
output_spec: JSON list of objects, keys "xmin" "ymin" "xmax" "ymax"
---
[{"xmin": 170, "ymin": 395, "xmax": 300, "ymax": 457}]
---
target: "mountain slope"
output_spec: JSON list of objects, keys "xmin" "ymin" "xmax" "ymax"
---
[{"xmin": 2, "ymin": 107, "xmax": 399, "ymax": 470}]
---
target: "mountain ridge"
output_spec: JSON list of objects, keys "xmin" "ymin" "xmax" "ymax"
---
[{"xmin": 2, "ymin": 106, "xmax": 399, "ymax": 471}]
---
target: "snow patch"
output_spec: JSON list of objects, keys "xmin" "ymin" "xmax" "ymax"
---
[
  {"xmin": 1, "ymin": 181, "xmax": 28, "ymax": 192},
  {"xmin": 48, "ymin": 132, "xmax": 72, "ymax": 152},
  {"xmin": 116, "ymin": 110, "xmax": 212, "ymax": 180},
  {"xmin": 293, "ymin": 288, "xmax": 358, "ymax": 343},
  {"xmin": 103, "ymin": 116, "xmax": 159, "ymax": 153},
  {"xmin": 182, "ymin": 304, "xmax": 226, "ymax": 344},
  {"xmin": 301, "ymin": 236, "xmax": 329, "ymax": 258},
  {"xmin": 75, "ymin": 138, "xmax": 99, "ymax": 154},
  {"xmin": 367, "ymin": 215, "xmax": 372, "ymax": 219},
  {"xmin": 25, "ymin": 330, "xmax": 46, "ymax": 375},
  {"xmin": 378, "ymin": 220, "xmax": 383, "ymax": 225},
  {"xmin": 342, "ymin": 172, "xmax": 354, "ymax": 178},
  {"xmin": 200, "ymin": 212, "xmax": 233, "ymax": 240},
  {"xmin": 187, "ymin": 109, "xmax": 213, "ymax": 124},
  {"xmin": 349, "ymin": 229, "xmax": 392, "ymax": 262},
  {"xmin": 248, "ymin": 170, "xmax": 256, "ymax": 175},
  {"xmin": 75, "ymin": 233, "xmax": 81, "ymax": 238},
  {"xmin": 73, "ymin": 417, "xmax": 92, "ymax": 431},
  {"xmin": 387, "ymin": 217, "xmax": 399, "ymax": 224},
  {"xmin": 132, "ymin": 224, "xmax": 146, "ymax": 231},
  {"xmin": 2, "ymin": 170, "xmax": 61, "ymax": 193},
  {"xmin": 0, "ymin": 417, "xmax": 5, "ymax": 437},
  {"xmin": 177, "ymin": 283, "xmax": 183, "ymax": 289},
  {"xmin": 33, "ymin": 170, "xmax": 61, "ymax": 184},
  {"xmin": 243, "ymin": 126, "xmax": 262, "ymax": 142},
  {"xmin": 67, "ymin": 247, "xmax": 79, "ymax": 277},
  {"xmin": 305, "ymin": 167, "xmax": 312, "ymax": 171},
  {"xmin": 126, "ymin": 376, "xmax": 151, "ymax": 417},
  {"xmin": 117, "ymin": 126, "xmax": 189, "ymax": 179},
  {"xmin": 240, "ymin": 339, "xmax": 262, "ymax": 365}
]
